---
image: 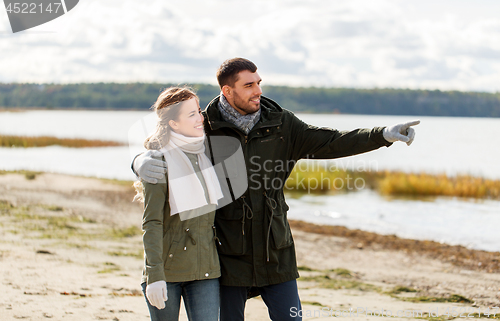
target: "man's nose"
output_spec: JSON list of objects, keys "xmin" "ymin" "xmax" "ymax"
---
[{"xmin": 255, "ymin": 84, "xmax": 262, "ymax": 96}]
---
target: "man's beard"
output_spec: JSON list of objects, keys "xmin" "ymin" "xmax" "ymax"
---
[{"xmin": 233, "ymin": 91, "xmax": 260, "ymax": 115}]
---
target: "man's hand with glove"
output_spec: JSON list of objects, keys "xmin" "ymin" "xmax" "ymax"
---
[
  {"xmin": 383, "ymin": 120, "xmax": 420, "ymax": 146},
  {"xmin": 146, "ymin": 280, "xmax": 168, "ymax": 309},
  {"xmin": 133, "ymin": 150, "xmax": 167, "ymax": 184}
]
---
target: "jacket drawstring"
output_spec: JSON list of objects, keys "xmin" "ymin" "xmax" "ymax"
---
[
  {"xmin": 212, "ymin": 225, "xmax": 221, "ymax": 246},
  {"xmin": 264, "ymin": 191, "xmax": 277, "ymax": 262},
  {"xmin": 184, "ymin": 228, "xmax": 196, "ymax": 250},
  {"xmin": 241, "ymin": 196, "xmax": 253, "ymax": 236}
]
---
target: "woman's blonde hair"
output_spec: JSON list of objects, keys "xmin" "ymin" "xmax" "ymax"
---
[{"xmin": 134, "ymin": 86, "xmax": 199, "ymax": 203}]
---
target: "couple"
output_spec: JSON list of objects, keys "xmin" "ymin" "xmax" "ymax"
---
[{"xmin": 134, "ymin": 57, "xmax": 420, "ymax": 321}]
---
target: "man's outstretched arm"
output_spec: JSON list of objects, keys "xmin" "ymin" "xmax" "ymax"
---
[{"xmin": 288, "ymin": 112, "xmax": 420, "ymax": 161}]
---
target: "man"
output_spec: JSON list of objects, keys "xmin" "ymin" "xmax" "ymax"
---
[{"xmin": 133, "ymin": 57, "xmax": 419, "ymax": 320}]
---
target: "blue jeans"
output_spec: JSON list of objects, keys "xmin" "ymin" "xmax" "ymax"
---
[
  {"xmin": 220, "ymin": 280, "xmax": 302, "ymax": 321},
  {"xmin": 141, "ymin": 279, "xmax": 219, "ymax": 321}
]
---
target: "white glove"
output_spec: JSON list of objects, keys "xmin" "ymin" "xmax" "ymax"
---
[
  {"xmin": 146, "ymin": 280, "xmax": 168, "ymax": 309},
  {"xmin": 133, "ymin": 150, "xmax": 167, "ymax": 184},
  {"xmin": 383, "ymin": 120, "xmax": 420, "ymax": 146}
]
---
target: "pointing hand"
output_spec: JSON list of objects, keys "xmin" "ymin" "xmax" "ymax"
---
[{"xmin": 383, "ymin": 120, "xmax": 420, "ymax": 146}]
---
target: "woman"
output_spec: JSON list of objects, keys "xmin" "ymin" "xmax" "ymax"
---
[{"xmin": 135, "ymin": 86, "xmax": 223, "ymax": 321}]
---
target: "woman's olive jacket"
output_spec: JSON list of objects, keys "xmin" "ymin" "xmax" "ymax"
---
[
  {"xmin": 202, "ymin": 95, "xmax": 391, "ymax": 287},
  {"xmin": 141, "ymin": 153, "xmax": 221, "ymax": 285}
]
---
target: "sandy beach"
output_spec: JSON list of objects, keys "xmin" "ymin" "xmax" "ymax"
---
[{"xmin": 1, "ymin": 172, "xmax": 499, "ymax": 321}]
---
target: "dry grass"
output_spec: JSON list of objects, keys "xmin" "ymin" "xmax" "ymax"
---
[
  {"xmin": 1, "ymin": 200, "xmax": 141, "ymax": 242},
  {"xmin": 377, "ymin": 171, "xmax": 500, "ymax": 199},
  {"xmin": 299, "ymin": 274, "xmax": 380, "ymax": 292},
  {"xmin": 0, "ymin": 135, "xmax": 124, "ymax": 148},
  {"xmin": 284, "ymin": 168, "xmax": 376, "ymax": 194},
  {"xmin": 284, "ymin": 166, "xmax": 500, "ymax": 200}
]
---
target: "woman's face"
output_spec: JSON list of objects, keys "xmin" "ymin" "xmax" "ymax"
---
[{"xmin": 169, "ymin": 98, "xmax": 204, "ymax": 137}]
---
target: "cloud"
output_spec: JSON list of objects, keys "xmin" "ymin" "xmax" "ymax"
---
[{"xmin": 0, "ymin": 0, "xmax": 499, "ymax": 92}]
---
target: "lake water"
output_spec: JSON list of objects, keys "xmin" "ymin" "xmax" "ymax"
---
[
  {"xmin": 1, "ymin": 110, "xmax": 499, "ymax": 251},
  {"xmin": 287, "ymin": 190, "xmax": 500, "ymax": 252},
  {"xmin": 1, "ymin": 110, "xmax": 499, "ymax": 179}
]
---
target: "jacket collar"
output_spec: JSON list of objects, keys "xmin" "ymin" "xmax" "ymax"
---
[{"xmin": 204, "ymin": 95, "xmax": 282, "ymax": 132}]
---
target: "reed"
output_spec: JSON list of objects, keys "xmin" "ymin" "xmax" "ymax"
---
[
  {"xmin": 0, "ymin": 135, "xmax": 124, "ymax": 148},
  {"xmin": 377, "ymin": 171, "xmax": 500, "ymax": 199},
  {"xmin": 285, "ymin": 165, "xmax": 500, "ymax": 200},
  {"xmin": 284, "ymin": 166, "xmax": 378, "ymax": 194}
]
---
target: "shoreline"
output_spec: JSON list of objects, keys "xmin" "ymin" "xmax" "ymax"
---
[
  {"xmin": 1, "ymin": 172, "xmax": 499, "ymax": 320},
  {"xmin": 2, "ymin": 170, "xmax": 499, "ymax": 264},
  {"xmin": 2, "ymin": 165, "xmax": 500, "ymax": 199},
  {"xmin": 290, "ymin": 220, "xmax": 500, "ymax": 274},
  {"xmin": 2, "ymin": 170, "xmax": 499, "ymax": 254}
]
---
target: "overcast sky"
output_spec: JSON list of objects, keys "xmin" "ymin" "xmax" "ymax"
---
[{"xmin": 1, "ymin": 0, "xmax": 499, "ymax": 92}]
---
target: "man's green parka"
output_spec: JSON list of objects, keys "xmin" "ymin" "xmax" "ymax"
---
[{"xmin": 202, "ymin": 95, "xmax": 392, "ymax": 287}]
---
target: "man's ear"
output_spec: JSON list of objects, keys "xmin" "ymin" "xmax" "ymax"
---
[{"xmin": 222, "ymin": 85, "xmax": 232, "ymax": 99}]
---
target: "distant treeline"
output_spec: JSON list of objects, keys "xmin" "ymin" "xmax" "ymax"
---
[{"xmin": 1, "ymin": 82, "xmax": 499, "ymax": 117}]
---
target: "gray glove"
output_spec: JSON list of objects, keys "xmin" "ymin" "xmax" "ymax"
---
[
  {"xmin": 146, "ymin": 280, "xmax": 168, "ymax": 309},
  {"xmin": 383, "ymin": 120, "xmax": 420, "ymax": 146},
  {"xmin": 133, "ymin": 150, "xmax": 167, "ymax": 184}
]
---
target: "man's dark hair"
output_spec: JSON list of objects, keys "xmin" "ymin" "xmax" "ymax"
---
[{"xmin": 216, "ymin": 57, "xmax": 257, "ymax": 88}]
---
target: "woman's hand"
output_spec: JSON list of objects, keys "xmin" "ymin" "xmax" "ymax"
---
[{"xmin": 146, "ymin": 280, "xmax": 168, "ymax": 309}]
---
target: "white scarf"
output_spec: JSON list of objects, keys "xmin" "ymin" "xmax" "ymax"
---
[{"xmin": 160, "ymin": 131, "xmax": 223, "ymax": 216}]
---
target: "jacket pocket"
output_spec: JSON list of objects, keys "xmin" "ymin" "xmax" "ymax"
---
[
  {"xmin": 162, "ymin": 231, "xmax": 181, "ymax": 270},
  {"xmin": 215, "ymin": 208, "xmax": 248, "ymax": 255},
  {"xmin": 269, "ymin": 199, "xmax": 293, "ymax": 250},
  {"xmin": 260, "ymin": 135, "xmax": 284, "ymax": 143}
]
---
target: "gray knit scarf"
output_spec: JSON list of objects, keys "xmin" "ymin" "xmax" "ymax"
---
[{"xmin": 218, "ymin": 94, "xmax": 261, "ymax": 135}]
